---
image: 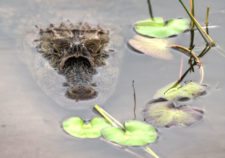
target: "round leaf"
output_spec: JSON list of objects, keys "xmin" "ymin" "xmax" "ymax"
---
[
  {"xmin": 154, "ymin": 82, "xmax": 207, "ymax": 101},
  {"xmin": 128, "ymin": 35, "xmax": 173, "ymax": 60},
  {"xmin": 63, "ymin": 117, "xmax": 111, "ymax": 138},
  {"xmin": 102, "ymin": 120, "xmax": 157, "ymax": 146},
  {"xmin": 144, "ymin": 99, "xmax": 204, "ymax": 127},
  {"xmin": 134, "ymin": 17, "xmax": 190, "ymax": 38}
]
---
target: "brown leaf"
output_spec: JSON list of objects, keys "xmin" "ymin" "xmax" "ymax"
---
[{"xmin": 128, "ymin": 35, "xmax": 173, "ymax": 60}]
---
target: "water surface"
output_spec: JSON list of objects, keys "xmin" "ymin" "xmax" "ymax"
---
[{"xmin": 0, "ymin": 0, "xmax": 225, "ymax": 158}]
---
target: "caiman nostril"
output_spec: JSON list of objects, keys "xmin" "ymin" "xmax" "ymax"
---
[{"xmin": 66, "ymin": 85, "xmax": 97, "ymax": 101}]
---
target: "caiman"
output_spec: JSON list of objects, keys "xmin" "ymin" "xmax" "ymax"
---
[{"xmin": 35, "ymin": 22, "xmax": 110, "ymax": 101}]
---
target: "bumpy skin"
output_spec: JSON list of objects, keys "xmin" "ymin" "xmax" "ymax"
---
[{"xmin": 35, "ymin": 22, "xmax": 109, "ymax": 101}]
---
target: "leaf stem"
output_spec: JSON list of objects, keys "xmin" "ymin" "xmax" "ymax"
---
[
  {"xmin": 179, "ymin": 56, "xmax": 184, "ymax": 78},
  {"xmin": 94, "ymin": 104, "xmax": 124, "ymax": 129},
  {"xmin": 199, "ymin": 64, "xmax": 204, "ymax": 84},
  {"xmin": 145, "ymin": 147, "xmax": 160, "ymax": 158},
  {"xmin": 94, "ymin": 104, "xmax": 160, "ymax": 158},
  {"xmin": 170, "ymin": 45, "xmax": 201, "ymax": 64},
  {"xmin": 205, "ymin": 7, "xmax": 210, "ymax": 34},
  {"xmin": 132, "ymin": 80, "xmax": 137, "ymax": 120},
  {"xmin": 172, "ymin": 45, "xmax": 210, "ymax": 88},
  {"xmin": 189, "ymin": 0, "xmax": 195, "ymax": 50},
  {"xmin": 179, "ymin": 0, "xmax": 215, "ymax": 47},
  {"xmin": 147, "ymin": 0, "xmax": 154, "ymax": 19}
]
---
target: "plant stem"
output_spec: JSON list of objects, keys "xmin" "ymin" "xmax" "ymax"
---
[
  {"xmin": 174, "ymin": 66, "xmax": 192, "ymax": 88},
  {"xmin": 179, "ymin": 56, "xmax": 184, "ymax": 78},
  {"xmin": 199, "ymin": 64, "xmax": 204, "ymax": 84},
  {"xmin": 198, "ymin": 45, "xmax": 211, "ymax": 58},
  {"xmin": 132, "ymin": 80, "xmax": 137, "ymax": 120},
  {"xmin": 179, "ymin": 0, "xmax": 215, "ymax": 47},
  {"xmin": 145, "ymin": 147, "xmax": 160, "ymax": 158},
  {"xmin": 147, "ymin": 0, "xmax": 154, "ymax": 19},
  {"xmin": 167, "ymin": 0, "xmax": 215, "ymax": 88},
  {"xmin": 205, "ymin": 7, "xmax": 210, "ymax": 34},
  {"xmin": 94, "ymin": 104, "xmax": 160, "ymax": 158},
  {"xmin": 189, "ymin": 0, "xmax": 195, "ymax": 50},
  {"xmin": 170, "ymin": 45, "xmax": 200, "ymax": 64},
  {"xmin": 94, "ymin": 104, "xmax": 124, "ymax": 129},
  {"xmin": 172, "ymin": 45, "xmax": 210, "ymax": 87}
]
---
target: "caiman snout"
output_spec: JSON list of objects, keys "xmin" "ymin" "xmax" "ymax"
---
[{"xmin": 66, "ymin": 84, "xmax": 97, "ymax": 101}]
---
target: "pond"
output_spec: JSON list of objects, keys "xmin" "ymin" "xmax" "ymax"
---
[{"xmin": 0, "ymin": 0, "xmax": 225, "ymax": 158}]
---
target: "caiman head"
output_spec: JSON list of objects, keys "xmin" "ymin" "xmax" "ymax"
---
[
  {"xmin": 37, "ymin": 22, "xmax": 109, "ymax": 101},
  {"xmin": 58, "ymin": 36, "xmax": 105, "ymax": 101}
]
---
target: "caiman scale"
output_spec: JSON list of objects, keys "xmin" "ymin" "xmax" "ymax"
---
[{"xmin": 35, "ymin": 22, "xmax": 109, "ymax": 101}]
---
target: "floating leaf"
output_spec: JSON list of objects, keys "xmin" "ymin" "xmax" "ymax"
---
[
  {"xmin": 154, "ymin": 82, "xmax": 207, "ymax": 101},
  {"xmin": 134, "ymin": 17, "xmax": 190, "ymax": 38},
  {"xmin": 101, "ymin": 120, "xmax": 157, "ymax": 146},
  {"xmin": 144, "ymin": 98, "xmax": 204, "ymax": 127},
  {"xmin": 128, "ymin": 35, "xmax": 173, "ymax": 60},
  {"xmin": 63, "ymin": 117, "xmax": 111, "ymax": 138}
]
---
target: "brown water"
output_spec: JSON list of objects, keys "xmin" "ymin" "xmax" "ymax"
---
[{"xmin": 0, "ymin": 0, "xmax": 225, "ymax": 158}]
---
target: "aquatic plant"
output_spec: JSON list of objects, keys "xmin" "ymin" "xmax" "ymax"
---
[
  {"xmin": 144, "ymin": 98, "xmax": 204, "ymax": 127},
  {"xmin": 128, "ymin": 35, "xmax": 173, "ymax": 60},
  {"xmin": 171, "ymin": 0, "xmax": 216, "ymax": 87},
  {"xmin": 62, "ymin": 117, "xmax": 111, "ymax": 138},
  {"xmin": 101, "ymin": 120, "xmax": 157, "ymax": 146},
  {"xmin": 94, "ymin": 104, "xmax": 160, "ymax": 158},
  {"xmin": 62, "ymin": 104, "xmax": 159, "ymax": 157},
  {"xmin": 60, "ymin": 1, "xmax": 218, "ymax": 158},
  {"xmin": 153, "ymin": 81, "xmax": 207, "ymax": 101},
  {"xmin": 134, "ymin": 17, "xmax": 190, "ymax": 38}
]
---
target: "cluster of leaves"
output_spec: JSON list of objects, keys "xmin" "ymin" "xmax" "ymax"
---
[
  {"xmin": 61, "ymin": 1, "xmax": 216, "ymax": 158},
  {"xmin": 102, "ymin": 120, "xmax": 157, "ymax": 146},
  {"xmin": 63, "ymin": 117, "xmax": 111, "ymax": 138},
  {"xmin": 128, "ymin": 16, "xmax": 190, "ymax": 60},
  {"xmin": 154, "ymin": 82, "xmax": 207, "ymax": 101},
  {"xmin": 144, "ymin": 82, "xmax": 207, "ymax": 127},
  {"xmin": 134, "ymin": 17, "xmax": 190, "ymax": 38},
  {"xmin": 63, "ymin": 115, "xmax": 158, "ymax": 146},
  {"xmin": 127, "ymin": 0, "xmax": 213, "ymax": 128},
  {"xmin": 62, "ymin": 82, "xmax": 207, "ymax": 147}
]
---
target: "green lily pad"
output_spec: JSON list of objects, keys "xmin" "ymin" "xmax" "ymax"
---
[
  {"xmin": 128, "ymin": 35, "xmax": 173, "ymax": 60},
  {"xmin": 101, "ymin": 120, "xmax": 157, "ymax": 146},
  {"xmin": 154, "ymin": 82, "xmax": 207, "ymax": 101},
  {"xmin": 62, "ymin": 117, "xmax": 111, "ymax": 138},
  {"xmin": 134, "ymin": 17, "xmax": 190, "ymax": 38},
  {"xmin": 144, "ymin": 98, "xmax": 204, "ymax": 127}
]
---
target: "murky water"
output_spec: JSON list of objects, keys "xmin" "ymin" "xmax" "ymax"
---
[{"xmin": 0, "ymin": 0, "xmax": 225, "ymax": 158}]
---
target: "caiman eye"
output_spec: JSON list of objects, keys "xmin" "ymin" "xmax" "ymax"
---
[
  {"xmin": 84, "ymin": 39, "xmax": 101, "ymax": 54},
  {"xmin": 52, "ymin": 38, "xmax": 70, "ymax": 51}
]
